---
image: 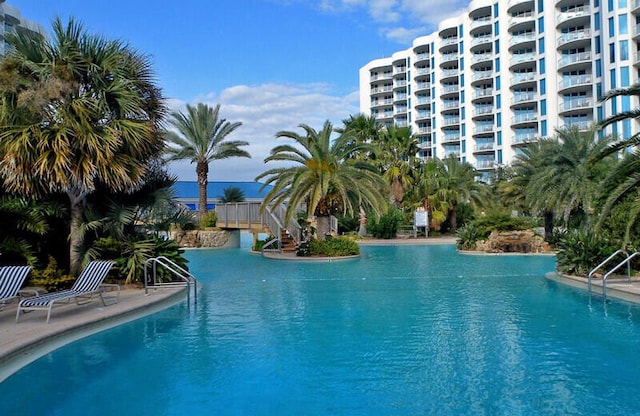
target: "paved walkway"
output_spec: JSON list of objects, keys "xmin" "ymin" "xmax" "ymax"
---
[{"xmin": 0, "ymin": 286, "xmax": 187, "ymax": 382}]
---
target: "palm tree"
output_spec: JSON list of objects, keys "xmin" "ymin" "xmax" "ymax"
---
[
  {"xmin": 0, "ymin": 18, "xmax": 165, "ymax": 273},
  {"xmin": 337, "ymin": 113, "xmax": 381, "ymax": 159},
  {"xmin": 256, "ymin": 120, "xmax": 388, "ymax": 239},
  {"xmin": 436, "ymin": 156, "xmax": 486, "ymax": 232},
  {"xmin": 528, "ymin": 127, "xmax": 612, "ymax": 230},
  {"xmin": 165, "ymin": 103, "xmax": 250, "ymax": 220},
  {"xmin": 596, "ymin": 84, "xmax": 640, "ymax": 240},
  {"xmin": 220, "ymin": 186, "xmax": 245, "ymax": 203},
  {"xmin": 410, "ymin": 158, "xmax": 449, "ymax": 231},
  {"xmin": 376, "ymin": 125, "xmax": 419, "ymax": 208}
]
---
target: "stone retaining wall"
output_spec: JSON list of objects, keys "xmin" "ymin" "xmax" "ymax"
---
[{"xmin": 169, "ymin": 229, "xmax": 240, "ymax": 248}]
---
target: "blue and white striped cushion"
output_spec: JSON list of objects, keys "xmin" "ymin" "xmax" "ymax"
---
[{"xmin": 0, "ymin": 266, "xmax": 32, "ymax": 300}]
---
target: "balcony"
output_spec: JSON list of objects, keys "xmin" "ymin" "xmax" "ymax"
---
[
  {"xmin": 440, "ymin": 37, "xmax": 458, "ymax": 48},
  {"xmin": 472, "ymin": 53, "xmax": 493, "ymax": 64},
  {"xmin": 507, "ymin": 0, "xmax": 534, "ymax": 11},
  {"xmin": 474, "ymin": 142, "xmax": 495, "ymax": 152},
  {"xmin": 476, "ymin": 160, "xmax": 496, "ymax": 169},
  {"xmin": 393, "ymin": 66, "xmax": 407, "ymax": 75},
  {"xmin": 558, "ymin": 74, "xmax": 592, "ymax": 92},
  {"xmin": 513, "ymin": 128, "xmax": 537, "ymax": 144},
  {"xmin": 558, "ymin": 97, "xmax": 593, "ymax": 113},
  {"xmin": 443, "ymin": 134, "xmax": 460, "ymax": 143},
  {"xmin": 370, "ymin": 86, "xmax": 393, "ymax": 94},
  {"xmin": 509, "ymin": 13, "xmax": 535, "ymax": 30},
  {"xmin": 370, "ymin": 73, "xmax": 392, "ymax": 82},
  {"xmin": 473, "ymin": 88, "xmax": 494, "ymax": 99},
  {"xmin": 441, "ymin": 52, "xmax": 459, "ymax": 64},
  {"xmin": 394, "ymin": 80, "xmax": 407, "ymax": 88},
  {"xmin": 443, "ymin": 117, "xmax": 460, "ymax": 126},
  {"xmin": 414, "ymin": 67, "xmax": 430, "ymax": 77},
  {"xmin": 394, "ymin": 93, "xmax": 407, "ymax": 101},
  {"xmin": 509, "ymin": 32, "xmax": 536, "ymax": 48},
  {"xmin": 442, "ymin": 100, "xmax": 460, "ymax": 109},
  {"xmin": 473, "ymin": 70, "xmax": 494, "ymax": 82},
  {"xmin": 415, "ymin": 97, "xmax": 430, "ymax": 107},
  {"xmin": 510, "ymin": 53, "xmax": 536, "ymax": 68},
  {"xmin": 558, "ymin": 51, "xmax": 591, "ymax": 69},
  {"xmin": 511, "ymin": 112, "xmax": 538, "ymax": 125},
  {"xmin": 473, "ymin": 124, "xmax": 494, "ymax": 134},
  {"xmin": 557, "ymin": 29, "xmax": 591, "ymax": 47},
  {"xmin": 470, "ymin": 17, "xmax": 492, "ymax": 31},
  {"xmin": 371, "ymin": 98, "xmax": 393, "ymax": 108},
  {"xmin": 556, "ymin": 6, "xmax": 591, "ymax": 26},
  {"xmin": 418, "ymin": 140, "xmax": 433, "ymax": 149},
  {"xmin": 473, "ymin": 105, "xmax": 494, "ymax": 117},
  {"xmin": 417, "ymin": 127, "xmax": 432, "ymax": 135},
  {"xmin": 395, "ymin": 105, "xmax": 408, "ymax": 114},
  {"xmin": 561, "ymin": 120, "xmax": 591, "ymax": 131},
  {"xmin": 511, "ymin": 92, "xmax": 537, "ymax": 105},
  {"xmin": 374, "ymin": 112, "xmax": 393, "ymax": 120},
  {"xmin": 441, "ymin": 68, "xmax": 459, "ymax": 79},
  {"xmin": 471, "ymin": 35, "xmax": 492, "ymax": 48},
  {"xmin": 416, "ymin": 110, "xmax": 431, "ymax": 120},
  {"xmin": 416, "ymin": 82, "xmax": 431, "ymax": 91},
  {"xmin": 634, "ymin": 0, "xmax": 640, "ymax": 13},
  {"xmin": 511, "ymin": 72, "xmax": 536, "ymax": 86}
]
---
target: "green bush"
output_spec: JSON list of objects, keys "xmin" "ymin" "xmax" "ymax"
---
[
  {"xmin": 456, "ymin": 223, "xmax": 481, "ymax": 250},
  {"xmin": 308, "ymin": 237, "xmax": 359, "ymax": 257},
  {"xmin": 200, "ymin": 210, "xmax": 217, "ymax": 228},
  {"xmin": 254, "ymin": 236, "xmax": 277, "ymax": 252},
  {"xmin": 555, "ymin": 229, "xmax": 618, "ymax": 276},
  {"xmin": 369, "ymin": 208, "xmax": 404, "ymax": 239},
  {"xmin": 472, "ymin": 212, "xmax": 536, "ymax": 239},
  {"xmin": 27, "ymin": 256, "xmax": 76, "ymax": 291}
]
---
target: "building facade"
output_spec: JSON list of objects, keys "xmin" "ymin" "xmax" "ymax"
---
[
  {"xmin": 360, "ymin": 0, "xmax": 639, "ymax": 179},
  {"xmin": 0, "ymin": 1, "xmax": 46, "ymax": 56}
]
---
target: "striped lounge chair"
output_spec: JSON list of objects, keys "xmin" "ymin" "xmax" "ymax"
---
[
  {"xmin": 16, "ymin": 260, "xmax": 117, "ymax": 323},
  {"xmin": 0, "ymin": 266, "xmax": 32, "ymax": 311}
]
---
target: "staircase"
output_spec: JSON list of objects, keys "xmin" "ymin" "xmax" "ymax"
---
[{"xmin": 281, "ymin": 230, "xmax": 297, "ymax": 252}]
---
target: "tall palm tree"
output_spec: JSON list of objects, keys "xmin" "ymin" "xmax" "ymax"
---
[
  {"xmin": 374, "ymin": 125, "xmax": 419, "ymax": 208},
  {"xmin": 165, "ymin": 103, "xmax": 250, "ymax": 220},
  {"xmin": 0, "ymin": 18, "xmax": 165, "ymax": 273},
  {"xmin": 596, "ymin": 84, "xmax": 640, "ymax": 240},
  {"xmin": 436, "ymin": 156, "xmax": 486, "ymax": 232},
  {"xmin": 337, "ymin": 113, "xmax": 381, "ymax": 160},
  {"xmin": 256, "ymin": 120, "xmax": 388, "ymax": 239},
  {"xmin": 410, "ymin": 158, "xmax": 449, "ymax": 231}
]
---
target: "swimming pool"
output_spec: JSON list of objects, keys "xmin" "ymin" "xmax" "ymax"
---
[{"xmin": 1, "ymin": 244, "xmax": 640, "ymax": 415}]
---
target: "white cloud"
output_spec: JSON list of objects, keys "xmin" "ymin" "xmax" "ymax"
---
[{"xmin": 167, "ymin": 83, "xmax": 359, "ymax": 182}]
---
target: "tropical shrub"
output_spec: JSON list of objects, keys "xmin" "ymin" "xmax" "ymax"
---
[
  {"xmin": 456, "ymin": 223, "xmax": 481, "ymax": 250},
  {"xmin": 308, "ymin": 237, "xmax": 359, "ymax": 257},
  {"xmin": 200, "ymin": 210, "xmax": 217, "ymax": 228},
  {"xmin": 27, "ymin": 257, "xmax": 76, "ymax": 291},
  {"xmin": 338, "ymin": 215, "xmax": 359, "ymax": 234},
  {"xmin": 555, "ymin": 230, "xmax": 618, "ymax": 276},
  {"xmin": 471, "ymin": 212, "xmax": 537, "ymax": 239},
  {"xmin": 369, "ymin": 208, "xmax": 404, "ymax": 239},
  {"xmin": 254, "ymin": 235, "xmax": 277, "ymax": 252}
]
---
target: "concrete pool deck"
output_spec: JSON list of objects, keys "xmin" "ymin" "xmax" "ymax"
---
[{"xmin": 0, "ymin": 286, "xmax": 187, "ymax": 382}]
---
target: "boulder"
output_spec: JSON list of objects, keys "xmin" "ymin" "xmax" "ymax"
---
[{"xmin": 474, "ymin": 230, "xmax": 551, "ymax": 253}]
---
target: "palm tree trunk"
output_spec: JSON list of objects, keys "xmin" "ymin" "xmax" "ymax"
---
[
  {"xmin": 69, "ymin": 197, "xmax": 84, "ymax": 275},
  {"xmin": 197, "ymin": 161, "xmax": 209, "ymax": 220},
  {"xmin": 449, "ymin": 200, "xmax": 458, "ymax": 232}
]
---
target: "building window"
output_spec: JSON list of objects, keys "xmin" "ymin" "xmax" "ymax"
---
[
  {"xmin": 595, "ymin": 13, "xmax": 600, "ymax": 30},
  {"xmin": 460, "ymin": 57, "xmax": 464, "ymax": 69},
  {"xmin": 596, "ymin": 59, "xmax": 602, "ymax": 77},
  {"xmin": 461, "ymin": 107, "xmax": 465, "ymax": 120},
  {"xmin": 496, "ymin": 75, "xmax": 501, "ymax": 90},
  {"xmin": 597, "ymin": 83, "xmax": 603, "ymax": 99},
  {"xmin": 494, "ymin": 22, "xmax": 499, "ymax": 36},
  {"xmin": 496, "ymin": 94, "xmax": 501, "ymax": 109},
  {"xmin": 541, "ymin": 99, "xmax": 547, "ymax": 116},
  {"xmin": 538, "ymin": 17, "xmax": 544, "ymax": 34},
  {"xmin": 619, "ymin": 15, "xmax": 628, "ymax": 35},
  {"xmin": 540, "ymin": 79, "xmax": 546, "ymax": 94},
  {"xmin": 541, "ymin": 120, "xmax": 547, "ymax": 137},
  {"xmin": 538, "ymin": 0, "xmax": 544, "ymax": 12},
  {"xmin": 497, "ymin": 149, "xmax": 503, "ymax": 164},
  {"xmin": 608, "ymin": 0, "xmax": 614, "ymax": 11},
  {"xmin": 621, "ymin": 40, "xmax": 629, "ymax": 61},
  {"xmin": 494, "ymin": 4, "xmax": 499, "ymax": 17},
  {"xmin": 621, "ymin": 66, "xmax": 630, "ymax": 86},
  {"xmin": 619, "ymin": 0, "xmax": 628, "ymax": 7},
  {"xmin": 497, "ymin": 131, "xmax": 502, "ymax": 145},
  {"xmin": 497, "ymin": 113, "xmax": 502, "ymax": 127},
  {"xmin": 539, "ymin": 58, "xmax": 545, "ymax": 74},
  {"xmin": 495, "ymin": 57, "xmax": 500, "ymax": 71},
  {"xmin": 539, "ymin": 39, "xmax": 544, "ymax": 54},
  {"xmin": 610, "ymin": 43, "xmax": 615, "ymax": 63},
  {"xmin": 597, "ymin": 106, "xmax": 603, "ymax": 122},
  {"xmin": 609, "ymin": 17, "xmax": 615, "ymax": 37},
  {"xmin": 624, "ymin": 119, "xmax": 631, "ymax": 139},
  {"xmin": 495, "ymin": 40, "xmax": 500, "ymax": 54},
  {"xmin": 595, "ymin": 35, "xmax": 601, "ymax": 54}
]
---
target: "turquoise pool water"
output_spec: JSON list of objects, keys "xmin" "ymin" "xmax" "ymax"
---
[{"xmin": 2, "ymin": 245, "xmax": 640, "ymax": 415}]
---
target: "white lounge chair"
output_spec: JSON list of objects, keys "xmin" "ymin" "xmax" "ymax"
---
[
  {"xmin": 0, "ymin": 266, "xmax": 32, "ymax": 311},
  {"xmin": 16, "ymin": 260, "xmax": 118, "ymax": 323}
]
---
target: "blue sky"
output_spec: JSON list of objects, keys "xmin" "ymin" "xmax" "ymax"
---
[{"xmin": 11, "ymin": 0, "xmax": 468, "ymax": 181}]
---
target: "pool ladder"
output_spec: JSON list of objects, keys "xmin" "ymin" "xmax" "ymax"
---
[
  {"xmin": 144, "ymin": 256, "xmax": 198, "ymax": 305},
  {"xmin": 588, "ymin": 250, "xmax": 640, "ymax": 300}
]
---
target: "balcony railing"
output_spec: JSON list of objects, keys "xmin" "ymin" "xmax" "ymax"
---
[
  {"xmin": 556, "ymin": 6, "xmax": 590, "ymax": 25},
  {"xmin": 559, "ymin": 97, "xmax": 593, "ymax": 112},
  {"xmin": 509, "ymin": 12, "xmax": 534, "ymax": 28},
  {"xmin": 416, "ymin": 82, "xmax": 431, "ymax": 90},
  {"xmin": 472, "ymin": 53, "xmax": 493, "ymax": 64},
  {"xmin": 512, "ymin": 92, "xmax": 537, "ymax": 104},
  {"xmin": 371, "ymin": 86, "xmax": 393, "ymax": 93},
  {"xmin": 511, "ymin": 113, "xmax": 538, "ymax": 124},
  {"xmin": 509, "ymin": 33, "xmax": 536, "ymax": 47},
  {"xmin": 371, "ymin": 73, "xmax": 392, "ymax": 81},
  {"xmin": 474, "ymin": 124, "xmax": 494, "ymax": 134},
  {"xmin": 510, "ymin": 53, "xmax": 536, "ymax": 66},
  {"xmin": 473, "ymin": 106, "xmax": 494, "ymax": 116},
  {"xmin": 473, "ymin": 70, "xmax": 494, "ymax": 81},
  {"xmin": 443, "ymin": 100, "xmax": 460, "ymax": 109},
  {"xmin": 474, "ymin": 88, "xmax": 494, "ymax": 98},
  {"xmin": 558, "ymin": 51, "xmax": 591, "ymax": 67},
  {"xmin": 474, "ymin": 142, "xmax": 495, "ymax": 151},
  {"xmin": 558, "ymin": 74, "xmax": 592, "ymax": 90},
  {"xmin": 443, "ymin": 117, "xmax": 461, "ymax": 126},
  {"xmin": 471, "ymin": 35, "xmax": 492, "ymax": 47},
  {"xmin": 557, "ymin": 29, "xmax": 591, "ymax": 46},
  {"xmin": 471, "ymin": 17, "xmax": 492, "ymax": 30},
  {"xmin": 511, "ymin": 72, "xmax": 536, "ymax": 84}
]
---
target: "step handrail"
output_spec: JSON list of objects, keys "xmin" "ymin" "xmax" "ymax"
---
[
  {"xmin": 601, "ymin": 252, "xmax": 639, "ymax": 299},
  {"xmin": 144, "ymin": 256, "xmax": 197, "ymax": 304},
  {"xmin": 588, "ymin": 249, "xmax": 628, "ymax": 293}
]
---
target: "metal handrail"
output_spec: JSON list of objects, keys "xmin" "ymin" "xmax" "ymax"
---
[
  {"xmin": 588, "ymin": 249, "xmax": 628, "ymax": 293},
  {"xmin": 601, "ymin": 252, "xmax": 639, "ymax": 299},
  {"xmin": 144, "ymin": 256, "xmax": 197, "ymax": 304},
  {"xmin": 261, "ymin": 237, "xmax": 282, "ymax": 254}
]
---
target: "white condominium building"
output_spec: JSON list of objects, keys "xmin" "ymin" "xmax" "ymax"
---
[
  {"xmin": 360, "ymin": 0, "xmax": 639, "ymax": 177},
  {"xmin": 0, "ymin": 1, "xmax": 45, "ymax": 56}
]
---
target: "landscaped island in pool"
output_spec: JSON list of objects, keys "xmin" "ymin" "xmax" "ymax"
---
[{"xmin": 1, "ymin": 244, "xmax": 639, "ymax": 415}]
